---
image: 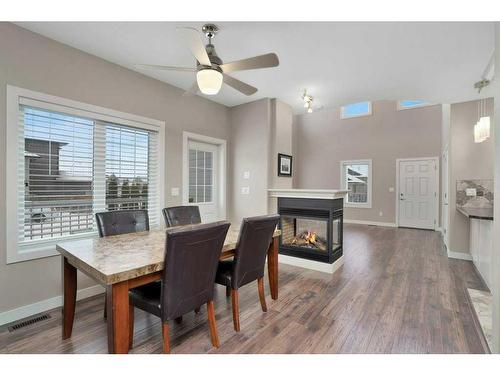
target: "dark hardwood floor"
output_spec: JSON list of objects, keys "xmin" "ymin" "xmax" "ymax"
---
[{"xmin": 0, "ymin": 224, "xmax": 488, "ymax": 354}]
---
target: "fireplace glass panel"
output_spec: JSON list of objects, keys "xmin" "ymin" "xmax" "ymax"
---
[{"xmin": 281, "ymin": 216, "xmax": 328, "ymax": 252}]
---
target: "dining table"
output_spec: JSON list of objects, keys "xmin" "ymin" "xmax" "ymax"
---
[{"xmin": 56, "ymin": 225, "xmax": 281, "ymax": 354}]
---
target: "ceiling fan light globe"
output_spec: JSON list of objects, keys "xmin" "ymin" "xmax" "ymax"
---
[{"xmin": 196, "ymin": 69, "xmax": 223, "ymax": 95}]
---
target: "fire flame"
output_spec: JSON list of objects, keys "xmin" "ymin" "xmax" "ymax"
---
[{"xmin": 304, "ymin": 231, "xmax": 317, "ymax": 244}]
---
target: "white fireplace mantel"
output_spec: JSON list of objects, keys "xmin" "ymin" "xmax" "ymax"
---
[{"xmin": 268, "ymin": 189, "xmax": 348, "ymax": 200}]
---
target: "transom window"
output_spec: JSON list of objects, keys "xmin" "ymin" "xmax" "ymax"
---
[
  {"xmin": 340, "ymin": 101, "xmax": 372, "ymax": 119},
  {"xmin": 6, "ymin": 86, "xmax": 164, "ymax": 263},
  {"xmin": 340, "ymin": 159, "xmax": 372, "ymax": 208},
  {"xmin": 398, "ymin": 100, "xmax": 431, "ymax": 110}
]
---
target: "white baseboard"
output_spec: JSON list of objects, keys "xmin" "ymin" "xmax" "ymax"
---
[
  {"xmin": 278, "ymin": 254, "xmax": 344, "ymax": 274},
  {"xmin": 0, "ymin": 284, "xmax": 105, "ymax": 327},
  {"xmin": 343, "ymin": 219, "xmax": 397, "ymax": 228},
  {"xmin": 447, "ymin": 250, "xmax": 473, "ymax": 261}
]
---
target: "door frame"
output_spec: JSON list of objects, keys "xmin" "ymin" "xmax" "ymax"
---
[
  {"xmin": 395, "ymin": 157, "xmax": 440, "ymax": 230},
  {"xmin": 441, "ymin": 146, "xmax": 450, "ymax": 247},
  {"xmin": 182, "ymin": 131, "xmax": 227, "ymax": 220}
]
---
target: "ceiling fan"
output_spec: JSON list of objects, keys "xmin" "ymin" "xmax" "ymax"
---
[{"xmin": 135, "ymin": 24, "xmax": 280, "ymax": 96}]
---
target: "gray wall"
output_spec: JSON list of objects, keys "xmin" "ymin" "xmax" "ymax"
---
[
  {"xmin": 294, "ymin": 100, "xmax": 442, "ymax": 224},
  {"xmin": 228, "ymin": 98, "xmax": 294, "ymax": 223},
  {"xmin": 0, "ymin": 23, "xmax": 230, "ymax": 314},
  {"xmin": 228, "ymin": 99, "xmax": 271, "ymax": 224},
  {"xmin": 448, "ymin": 98, "xmax": 494, "ymax": 254}
]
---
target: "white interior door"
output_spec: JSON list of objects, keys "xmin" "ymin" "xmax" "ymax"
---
[
  {"xmin": 398, "ymin": 158, "xmax": 438, "ymax": 230},
  {"xmin": 187, "ymin": 140, "xmax": 219, "ymax": 222}
]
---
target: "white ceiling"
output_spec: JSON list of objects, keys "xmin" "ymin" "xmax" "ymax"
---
[{"xmin": 16, "ymin": 22, "xmax": 495, "ymax": 112}]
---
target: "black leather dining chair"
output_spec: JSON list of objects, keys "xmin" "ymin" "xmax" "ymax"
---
[
  {"xmin": 128, "ymin": 221, "xmax": 231, "ymax": 353},
  {"xmin": 162, "ymin": 205, "xmax": 201, "ymax": 227},
  {"xmin": 215, "ymin": 214, "xmax": 279, "ymax": 331},
  {"xmin": 162, "ymin": 205, "xmax": 203, "ymax": 320},
  {"xmin": 95, "ymin": 209, "xmax": 150, "ymax": 319}
]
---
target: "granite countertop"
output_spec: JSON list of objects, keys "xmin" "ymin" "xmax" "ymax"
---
[
  {"xmin": 457, "ymin": 206, "xmax": 493, "ymax": 221},
  {"xmin": 56, "ymin": 227, "xmax": 281, "ymax": 285}
]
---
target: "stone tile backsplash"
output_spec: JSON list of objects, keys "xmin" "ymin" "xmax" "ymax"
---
[{"xmin": 456, "ymin": 179, "xmax": 493, "ymax": 208}]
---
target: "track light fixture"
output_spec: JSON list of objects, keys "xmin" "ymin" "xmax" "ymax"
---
[{"xmin": 302, "ymin": 90, "xmax": 313, "ymax": 113}]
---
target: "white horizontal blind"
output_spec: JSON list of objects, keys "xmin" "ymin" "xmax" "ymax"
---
[
  {"xmin": 95, "ymin": 121, "xmax": 160, "ymax": 228},
  {"xmin": 20, "ymin": 106, "xmax": 94, "ymax": 242},
  {"xmin": 18, "ymin": 105, "xmax": 160, "ymax": 244}
]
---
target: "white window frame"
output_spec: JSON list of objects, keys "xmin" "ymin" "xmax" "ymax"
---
[
  {"xmin": 397, "ymin": 100, "xmax": 436, "ymax": 111},
  {"xmin": 340, "ymin": 159, "xmax": 373, "ymax": 208},
  {"xmin": 182, "ymin": 131, "xmax": 227, "ymax": 220},
  {"xmin": 6, "ymin": 85, "xmax": 165, "ymax": 263},
  {"xmin": 340, "ymin": 101, "xmax": 372, "ymax": 119}
]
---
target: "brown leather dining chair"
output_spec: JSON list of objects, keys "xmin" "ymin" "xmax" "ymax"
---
[
  {"xmin": 95, "ymin": 209, "xmax": 150, "ymax": 319},
  {"xmin": 128, "ymin": 221, "xmax": 231, "ymax": 353},
  {"xmin": 215, "ymin": 214, "xmax": 280, "ymax": 331},
  {"xmin": 162, "ymin": 206, "xmax": 201, "ymax": 227}
]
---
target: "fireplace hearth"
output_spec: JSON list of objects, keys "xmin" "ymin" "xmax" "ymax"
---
[{"xmin": 277, "ymin": 196, "xmax": 343, "ymax": 264}]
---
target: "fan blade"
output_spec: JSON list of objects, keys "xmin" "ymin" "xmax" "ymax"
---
[
  {"xmin": 135, "ymin": 64, "xmax": 196, "ymax": 72},
  {"xmin": 223, "ymin": 74, "xmax": 258, "ymax": 96},
  {"xmin": 220, "ymin": 53, "xmax": 279, "ymax": 73},
  {"xmin": 177, "ymin": 27, "xmax": 211, "ymax": 66},
  {"xmin": 183, "ymin": 82, "xmax": 199, "ymax": 96}
]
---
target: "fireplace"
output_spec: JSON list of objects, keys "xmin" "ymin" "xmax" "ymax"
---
[{"xmin": 278, "ymin": 197, "xmax": 343, "ymax": 264}]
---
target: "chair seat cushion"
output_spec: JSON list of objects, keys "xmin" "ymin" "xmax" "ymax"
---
[
  {"xmin": 215, "ymin": 260, "xmax": 234, "ymax": 287},
  {"xmin": 129, "ymin": 281, "xmax": 162, "ymax": 317}
]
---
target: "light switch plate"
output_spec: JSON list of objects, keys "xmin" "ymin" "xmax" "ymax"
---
[
  {"xmin": 243, "ymin": 171, "xmax": 250, "ymax": 179},
  {"xmin": 389, "ymin": 187, "xmax": 395, "ymax": 192},
  {"xmin": 241, "ymin": 187, "xmax": 250, "ymax": 195},
  {"xmin": 171, "ymin": 187, "xmax": 180, "ymax": 196},
  {"xmin": 466, "ymin": 188, "xmax": 477, "ymax": 197}
]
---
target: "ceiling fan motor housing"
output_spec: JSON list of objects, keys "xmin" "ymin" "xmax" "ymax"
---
[{"xmin": 197, "ymin": 43, "xmax": 223, "ymax": 73}]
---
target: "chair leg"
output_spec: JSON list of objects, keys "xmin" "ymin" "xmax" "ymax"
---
[
  {"xmin": 129, "ymin": 305, "xmax": 134, "ymax": 349},
  {"xmin": 194, "ymin": 307, "xmax": 201, "ymax": 314},
  {"xmin": 257, "ymin": 277, "xmax": 268, "ymax": 312},
  {"xmin": 162, "ymin": 322, "xmax": 170, "ymax": 354},
  {"xmin": 207, "ymin": 300, "xmax": 220, "ymax": 348},
  {"xmin": 174, "ymin": 316, "xmax": 183, "ymax": 324},
  {"xmin": 226, "ymin": 285, "xmax": 231, "ymax": 297},
  {"xmin": 231, "ymin": 289, "xmax": 240, "ymax": 332}
]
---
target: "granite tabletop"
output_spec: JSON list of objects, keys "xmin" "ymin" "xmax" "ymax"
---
[
  {"xmin": 456, "ymin": 206, "xmax": 493, "ymax": 221},
  {"xmin": 56, "ymin": 225, "xmax": 281, "ymax": 285}
]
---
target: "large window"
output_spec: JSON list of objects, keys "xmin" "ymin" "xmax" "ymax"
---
[
  {"xmin": 340, "ymin": 101, "xmax": 372, "ymax": 119},
  {"xmin": 6, "ymin": 86, "xmax": 164, "ymax": 263},
  {"xmin": 340, "ymin": 159, "xmax": 372, "ymax": 208}
]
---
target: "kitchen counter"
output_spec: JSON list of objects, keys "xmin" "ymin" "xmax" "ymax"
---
[{"xmin": 457, "ymin": 206, "xmax": 493, "ymax": 221}]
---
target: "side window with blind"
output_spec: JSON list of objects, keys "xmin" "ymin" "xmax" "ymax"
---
[
  {"xmin": 16, "ymin": 104, "xmax": 160, "ymax": 249},
  {"xmin": 188, "ymin": 148, "xmax": 213, "ymax": 203},
  {"xmin": 105, "ymin": 124, "xmax": 154, "ymax": 212},
  {"xmin": 23, "ymin": 107, "xmax": 94, "ymax": 240}
]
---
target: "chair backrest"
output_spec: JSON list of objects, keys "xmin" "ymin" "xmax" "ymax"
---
[
  {"xmin": 95, "ymin": 210, "xmax": 149, "ymax": 237},
  {"xmin": 231, "ymin": 214, "xmax": 280, "ymax": 289},
  {"xmin": 161, "ymin": 221, "xmax": 230, "ymax": 321},
  {"xmin": 162, "ymin": 206, "xmax": 201, "ymax": 228}
]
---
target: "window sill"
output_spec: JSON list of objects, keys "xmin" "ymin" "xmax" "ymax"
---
[
  {"xmin": 7, "ymin": 232, "xmax": 99, "ymax": 264},
  {"xmin": 344, "ymin": 203, "xmax": 372, "ymax": 209}
]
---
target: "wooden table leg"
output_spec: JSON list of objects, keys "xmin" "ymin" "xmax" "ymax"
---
[
  {"xmin": 106, "ymin": 281, "xmax": 130, "ymax": 354},
  {"xmin": 267, "ymin": 236, "xmax": 279, "ymax": 300},
  {"xmin": 62, "ymin": 257, "xmax": 77, "ymax": 339}
]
